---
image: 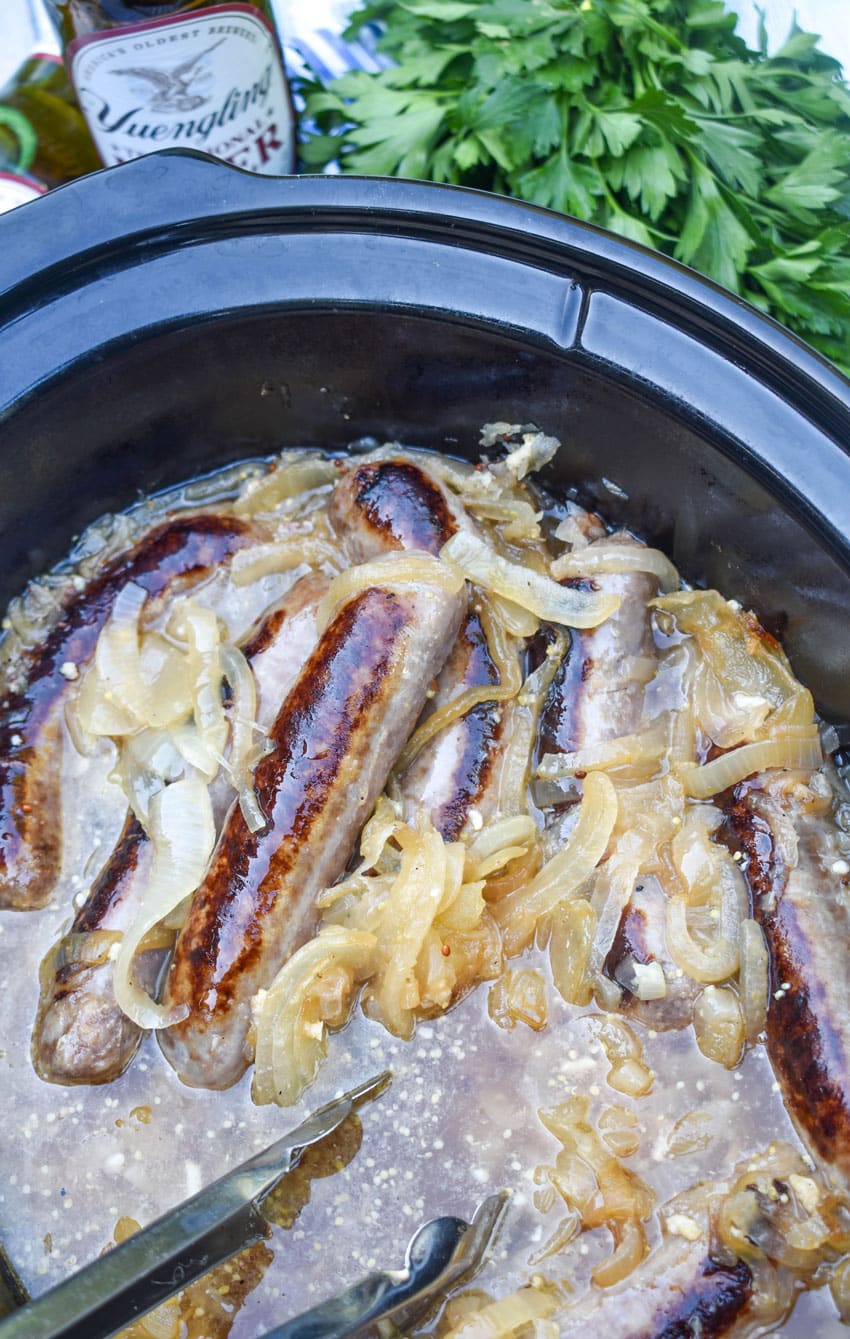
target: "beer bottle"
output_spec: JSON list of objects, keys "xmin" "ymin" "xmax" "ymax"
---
[
  {"xmin": 0, "ymin": 113, "xmax": 47, "ymax": 215},
  {"xmin": 0, "ymin": 54, "xmax": 100, "ymax": 190},
  {"xmin": 47, "ymin": 2, "xmax": 296, "ymax": 176}
]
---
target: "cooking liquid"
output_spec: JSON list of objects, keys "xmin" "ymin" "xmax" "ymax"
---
[{"xmin": 0, "ymin": 456, "xmax": 847, "ymax": 1337}]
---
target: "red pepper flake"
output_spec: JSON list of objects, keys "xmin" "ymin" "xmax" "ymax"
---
[
  {"xmin": 441, "ymin": 943, "xmax": 451, "ymax": 957},
  {"xmin": 20, "ymin": 803, "xmax": 32, "ymax": 814}
]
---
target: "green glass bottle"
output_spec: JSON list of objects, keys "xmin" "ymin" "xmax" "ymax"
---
[
  {"xmin": 0, "ymin": 53, "xmax": 100, "ymax": 190},
  {"xmin": 0, "ymin": 124, "xmax": 46, "ymax": 215},
  {"xmin": 48, "ymin": 1, "xmax": 296, "ymax": 174}
]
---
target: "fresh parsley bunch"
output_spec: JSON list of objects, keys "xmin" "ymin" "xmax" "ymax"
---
[{"xmin": 299, "ymin": 0, "xmax": 850, "ymax": 375}]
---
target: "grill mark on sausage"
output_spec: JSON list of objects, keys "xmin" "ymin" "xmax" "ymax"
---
[
  {"xmin": 0, "ymin": 515, "xmax": 254, "ymax": 911},
  {"xmin": 161, "ymin": 461, "xmax": 467, "ymax": 1088},
  {"xmin": 332, "ymin": 460, "xmax": 458, "ymax": 556},
  {"xmin": 32, "ymin": 571, "xmax": 328, "ymax": 1088},
  {"xmin": 435, "ymin": 701, "xmax": 502, "ymax": 840},
  {"xmin": 721, "ymin": 788, "xmax": 850, "ymax": 1183},
  {"xmin": 651, "ymin": 1258, "xmax": 753, "ymax": 1339},
  {"xmin": 400, "ymin": 608, "xmax": 508, "ymax": 841},
  {"xmin": 71, "ymin": 813, "xmax": 148, "ymax": 936},
  {"xmin": 539, "ymin": 540, "xmax": 656, "ymax": 758},
  {"xmin": 538, "ymin": 599, "xmax": 594, "ymax": 759},
  {"xmin": 176, "ymin": 587, "xmax": 408, "ymax": 1005}
]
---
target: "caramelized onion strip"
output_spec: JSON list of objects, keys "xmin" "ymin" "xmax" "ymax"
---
[
  {"xmin": 316, "ymin": 553, "xmax": 465, "ymax": 632},
  {"xmin": 441, "ymin": 531, "xmax": 620, "ymax": 629},
  {"xmin": 679, "ymin": 733, "xmax": 822, "ymax": 798},
  {"xmin": 493, "ymin": 772, "xmax": 617, "ymax": 956},
  {"xmin": 395, "ymin": 598, "xmax": 522, "ymax": 774},
  {"xmin": 552, "ymin": 542, "xmax": 679, "ymax": 593}
]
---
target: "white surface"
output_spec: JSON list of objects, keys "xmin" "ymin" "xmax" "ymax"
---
[
  {"xmin": 735, "ymin": 0, "xmax": 849, "ymax": 71},
  {"xmin": 2, "ymin": 0, "xmax": 848, "ymax": 87}
]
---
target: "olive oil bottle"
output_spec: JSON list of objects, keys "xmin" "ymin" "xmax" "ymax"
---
[{"xmin": 48, "ymin": 1, "xmax": 296, "ymax": 175}]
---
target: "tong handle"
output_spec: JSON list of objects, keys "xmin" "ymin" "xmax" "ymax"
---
[
  {"xmin": 0, "ymin": 1073, "xmax": 390, "ymax": 1339},
  {"xmin": 261, "ymin": 1192, "xmax": 508, "ymax": 1339}
]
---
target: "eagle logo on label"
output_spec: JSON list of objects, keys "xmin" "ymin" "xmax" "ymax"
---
[{"xmin": 110, "ymin": 38, "xmax": 225, "ymax": 112}]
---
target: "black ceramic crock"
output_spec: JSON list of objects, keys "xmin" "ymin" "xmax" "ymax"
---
[
  {"xmin": 0, "ymin": 150, "xmax": 849, "ymax": 1310},
  {"xmin": 1, "ymin": 153, "xmax": 849, "ymax": 721}
]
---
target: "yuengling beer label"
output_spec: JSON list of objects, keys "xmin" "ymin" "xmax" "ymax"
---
[{"xmin": 67, "ymin": 4, "xmax": 295, "ymax": 174}]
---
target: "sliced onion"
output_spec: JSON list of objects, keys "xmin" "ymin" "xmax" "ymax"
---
[
  {"xmin": 366, "ymin": 824, "xmax": 448, "ymax": 1038},
  {"xmin": 230, "ymin": 537, "xmax": 340, "ymax": 586},
  {"xmin": 396, "ymin": 598, "xmax": 523, "ymax": 774},
  {"xmin": 544, "ymin": 900, "xmax": 597, "ymax": 1006},
  {"xmin": 552, "ymin": 542, "xmax": 679, "ymax": 593},
  {"xmin": 537, "ymin": 722, "xmax": 668, "ymax": 781},
  {"xmin": 442, "ymin": 1286, "xmax": 560, "ymax": 1339},
  {"xmin": 497, "ymin": 427, "xmax": 560, "ymax": 481},
  {"xmin": 251, "ymin": 926, "xmax": 375, "ymax": 1107},
  {"xmin": 592, "ymin": 1218, "xmax": 648, "ymax": 1288},
  {"xmin": 467, "ymin": 497, "xmax": 543, "ymax": 542},
  {"xmin": 233, "ymin": 453, "xmax": 337, "ymax": 517},
  {"xmin": 693, "ymin": 985, "xmax": 745, "ymax": 1068},
  {"xmin": 656, "ymin": 589, "xmax": 814, "ymax": 743},
  {"xmin": 666, "ymin": 899, "xmax": 738, "ymax": 984},
  {"xmin": 587, "ymin": 832, "xmax": 646, "ymax": 980},
  {"xmin": 666, "ymin": 808, "xmax": 745, "ymax": 983},
  {"xmin": 175, "ymin": 603, "xmax": 227, "ymax": 780},
  {"xmin": 488, "ymin": 968, "xmax": 548, "ymax": 1032},
  {"xmin": 466, "ymin": 815, "xmax": 538, "ymax": 869},
  {"xmin": 316, "ymin": 551, "xmax": 465, "ymax": 632},
  {"xmin": 219, "ymin": 643, "xmax": 266, "ymax": 833},
  {"xmin": 73, "ymin": 582, "xmax": 148, "ymax": 736},
  {"xmin": 487, "ymin": 592, "xmax": 540, "ymax": 638},
  {"xmin": 441, "ymin": 531, "xmax": 619, "ymax": 629},
  {"xmin": 679, "ymin": 732, "xmax": 822, "ymax": 798},
  {"xmin": 359, "ymin": 795, "xmax": 402, "ymax": 872},
  {"xmin": 496, "ymin": 638, "xmax": 566, "ymax": 817},
  {"xmin": 55, "ymin": 930, "xmax": 122, "ymax": 969},
  {"xmin": 739, "ymin": 917, "xmax": 769, "ymax": 1042},
  {"xmin": 116, "ymin": 727, "xmax": 184, "ymax": 825},
  {"xmin": 493, "ymin": 771, "xmax": 617, "ymax": 955},
  {"xmin": 113, "ymin": 777, "xmax": 215, "ymax": 1030}
]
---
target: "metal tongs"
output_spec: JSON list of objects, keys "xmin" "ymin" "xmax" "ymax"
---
[{"xmin": 0, "ymin": 1071, "xmax": 506, "ymax": 1339}]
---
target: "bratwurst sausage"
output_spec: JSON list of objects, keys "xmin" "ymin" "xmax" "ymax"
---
[
  {"xmin": 160, "ymin": 462, "xmax": 467, "ymax": 1089},
  {"xmin": 539, "ymin": 532, "xmax": 659, "ymax": 759},
  {"xmin": 32, "ymin": 571, "xmax": 329, "ymax": 1086},
  {"xmin": 721, "ymin": 777, "xmax": 850, "ymax": 1187},
  {"xmin": 398, "ymin": 607, "xmax": 518, "ymax": 841},
  {"xmin": 0, "ymin": 515, "xmax": 255, "ymax": 911}
]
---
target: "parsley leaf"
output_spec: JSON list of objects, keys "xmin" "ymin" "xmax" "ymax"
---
[{"xmin": 300, "ymin": 0, "xmax": 850, "ymax": 375}]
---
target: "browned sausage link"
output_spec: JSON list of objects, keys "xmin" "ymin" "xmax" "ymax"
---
[
  {"xmin": 32, "ymin": 813, "xmax": 156, "ymax": 1085},
  {"xmin": 398, "ymin": 608, "xmax": 513, "ymax": 840},
  {"xmin": 0, "ymin": 515, "xmax": 255, "ymax": 911},
  {"xmin": 539, "ymin": 536, "xmax": 677, "ymax": 1018},
  {"xmin": 721, "ymin": 788, "xmax": 850, "ymax": 1185},
  {"xmin": 30, "ymin": 571, "xmax": 330, "ymax": 1088},
  {"xmin": 539, "ymin": 535, "xmax": 658, "ymax": 755},
  {"xmin": 328, "ymin": 458, "xmax": 461, "ymax": 561},
  {"xmin": 160, "ymin": 579, "xmax": 465, "ymax": 1089},
  {"xmin": 557, "ymin": 1237, "xmax": 752, "ymax": 1338},
  {"xmin": 651, "ymin": 1260, "xmax": 754, "ymax": 1339}
]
